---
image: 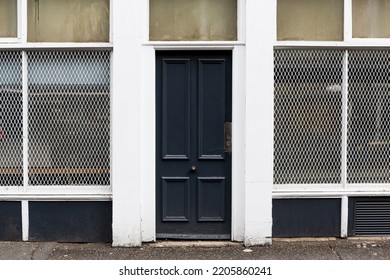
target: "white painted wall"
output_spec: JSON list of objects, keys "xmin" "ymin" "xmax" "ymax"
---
[
  {"xmin": 244, "ymin": 0, "xmax": 275, "ymax": 246},
  {"xmin": 112, "ymin": 0, "xmax": 143, "ymax": 247},
  {"xmin": 231, "ymin": 45, "xmax": 246, "ymax": 241}
]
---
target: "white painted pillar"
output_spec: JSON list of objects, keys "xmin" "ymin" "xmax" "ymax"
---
[
  {"xmin": 244, "ymin": 0, "xmax": 275, "ymax": 246},
  {"xmin": 112, "ymin": 0, "xmax": 144, "ymax": 247},
  {"xmin": 231, "ymin": 45, "xmax": 246, "ymax": 242},
  {"xmin": 140, "ymin": 45, "xmax": 156, "ymax": 242}
]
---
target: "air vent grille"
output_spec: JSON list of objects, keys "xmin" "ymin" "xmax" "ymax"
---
[{"xmin": 354, "ymin": 199, "xmax": 390, "ymax": 235}]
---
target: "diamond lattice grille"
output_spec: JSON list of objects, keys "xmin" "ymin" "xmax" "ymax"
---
[
  {"xmin": 0, "ymin": 51, "xmax": 23, "ymax": 186},
  {"xmin": 27, "ymin": 51, "xmax": 111, "ymax": 186},
  {"xmin": 274, "ymin": 49, "xmax": 344, "ymax": 184},
  {"xmin": 348, "ymin": 50, "xmax": 390, "ymax": 184}
]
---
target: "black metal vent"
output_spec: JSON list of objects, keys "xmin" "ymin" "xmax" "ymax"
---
[{"xmin": 353, "ymin": 198, "xmax": 390, "ymax": 235}]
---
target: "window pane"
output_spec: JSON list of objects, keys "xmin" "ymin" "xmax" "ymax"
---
[
  {"xmin": 348, "ymin": 50, "xmax": 390, "ymax": 183},
  {"xmin": 0, "ymin": 0, "xmax": 17, "ymax": 37},
  {"xmin": 274, "ymin": 50, "xmax": 344, "ymax": 184},
  {"xmin": 277, "ymin": 0, "xmax": 344, "ymax": 41},
  {"xmin": 0, "ymin": 51, "xmax": 23, "ymax": 186},
  {"xmin": 28, "ymin": 0, "xmax": 109, "ymax": 42},
  {"xmin": 28, "ymin": 51, "xmax": 111, "ymax": 186},
  {"xmin": 353, "ymin": 0, "xmax": 390, "ymax": 38},
  {"xmin": 150, "ymin": 0, "xmax": 237, "ymax": 41}
]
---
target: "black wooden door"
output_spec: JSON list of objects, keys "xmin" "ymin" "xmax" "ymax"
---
[{"xmin": 156, "ymin": 51, "xmax": 232, "ymax": 239}]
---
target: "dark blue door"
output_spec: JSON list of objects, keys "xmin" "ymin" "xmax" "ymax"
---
[{"xmin": 156, "ymin": 51, "xmax": 232, "ymax": 239}]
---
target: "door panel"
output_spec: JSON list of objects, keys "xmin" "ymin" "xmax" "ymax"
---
[
  {"xmin": 198, "ymin": 59, "xmax": 226, "ymax": 159},
  {"xmin": 162, "ymin": 59, "xmax": 191, "ymax": 159},
  {"xmin": 162, "ymin": 177, "xmax": 190, "ymax": 222},
  {"xmin": 156, "ymin": 51, "xmax": 232, "ymax": 239},
  {"xmin": 197, "ymin": 177, "xmax": 226, "ymax": 222}
]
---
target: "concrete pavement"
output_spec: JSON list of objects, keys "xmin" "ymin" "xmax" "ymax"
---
[{"xmin": 1, "ymin": 238, "xmax": 390, "ymax": 260}]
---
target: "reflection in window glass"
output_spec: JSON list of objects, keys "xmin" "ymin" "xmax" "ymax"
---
[
  {"xmin": 0, "ymin": 0, "xmax": 17, "ymax": 38},
  {"xmin": 28, "ymin": 0, "xmax": 109, "ymax": 42},
  {"xmin": 150, "ymin": 0, "xmax": 237, "ymax": 41},
  {"xmin": 353, "ymin": 0, "xmax": 390, "ymax": 38},
  {"xmin": 277, "ymin": 0, "xmax": 344, "ymax": 41}
]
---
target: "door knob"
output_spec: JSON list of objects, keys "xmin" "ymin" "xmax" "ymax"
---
[{"xmin": 191, "ymin": 166, "xmax": 197, "ymax": 172}]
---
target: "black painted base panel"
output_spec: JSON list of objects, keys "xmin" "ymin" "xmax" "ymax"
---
[
  {"xmin": 0, "ymin": 202, "xmax": 22, "ymax": 241},
  {"xmin": 273, "ymin": 199, "xmax": 341, "ymax": 238},
  {"xmin": 29, "ymin": 201, "xmax": 112, "ymax": 242}
]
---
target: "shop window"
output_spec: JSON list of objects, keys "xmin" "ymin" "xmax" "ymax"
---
[
  {"xmin": 277, "ymin": 0, "xmax": 344, "ymax": 41},
  {"xmin": 27, "ymin": 0, "xmax": 109, "ymax": 42},
  {"xmin": 0, "ymin": 0, "xmax": 17, "ymax": 38},
  {"xmin": 353, "ymin": 0, "xmax": 390, "ymax": 38},
  {"xmin": 149, "ymin": 0, "xmax": 237, "ymax": 41}
]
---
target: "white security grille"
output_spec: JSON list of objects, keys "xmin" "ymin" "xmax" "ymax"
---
[
  {"xmin": 0, "ymin": 51, "xmax": 23, "ymax": 186},
  {"xmin": 348, "ymin": 51, "xmax": 390, "ymax": 184},
  {"xmin": 275, "ymin": 49, "xmax": 390, "ymax": 186},
  {"xmin": 274, "ymin": 50, "xmax": 344, "ymax": 184},
  {"xmin": 27, "ymin": 51, "xmax": 111, "ymax": 186}
]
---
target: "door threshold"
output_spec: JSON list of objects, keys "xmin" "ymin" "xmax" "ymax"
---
[
  {"xmin": 156, "ymin": 233, "xmax": 231, "ymax": 240},
  {"xmin": 149, "ymin": 240, "xmax": 240, "ymax": 248}
]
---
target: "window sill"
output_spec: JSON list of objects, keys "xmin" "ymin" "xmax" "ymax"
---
[
  {"xmin": 0, "ymin": 38, "xmax": 20, "ymax": 43},
  {"xmin": 0, "ymin": 42, "xmax": 113, "ymax": 50}
]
